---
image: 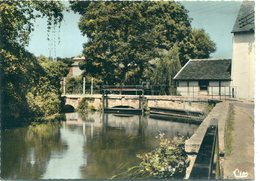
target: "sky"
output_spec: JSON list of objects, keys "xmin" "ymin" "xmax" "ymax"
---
[
  {"xmin": 27, "ymin": 1, "xmax": 242, "ymax": 59},
  {"xmin": 27, "ymin": 5, "xmax": 87, "ymax": 58},
  {"xmin": 181, "ymin": 1, "xmax": 242, "ymax": 58}
]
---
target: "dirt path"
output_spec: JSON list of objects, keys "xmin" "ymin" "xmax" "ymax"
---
[{"xmin": 223, "ymin": 103, "xmax": 254, "ymax": 179}]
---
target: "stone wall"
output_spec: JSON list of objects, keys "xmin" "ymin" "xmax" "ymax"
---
[{"xmin": 184, "ymin": 102, "xmax": 230, "ymax": 179}]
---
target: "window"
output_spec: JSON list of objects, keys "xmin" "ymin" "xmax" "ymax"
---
[{"xmin": 199, "ymin": 80, "xmax": 209, "ymax": 91}]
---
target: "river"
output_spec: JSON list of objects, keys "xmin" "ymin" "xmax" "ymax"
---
[{"xmin": 1, "ymin": 112, "xmax": 198, "ymax": 179}]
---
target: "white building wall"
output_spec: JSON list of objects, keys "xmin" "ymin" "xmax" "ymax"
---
[
  {"xmin": 189, "ymin": 81, "xmax": 199, "ymax": 87},
  {"xmin": 231, "ymin": 33, "xmax": 255, "ymax": 100},
  {"xmin": 221, "ymin": 81, "xmax": 231, "ymax": 87},
  {"xmin": 177, "ymin": 81, "xmax": 187, "ymax": 96},
  {"xmin": 208, "ymin": 81, "xmax": 231, "ymax": 96},
  {"xmin": 177, "ymin": 81, "xmax": 200, "ymax": 96},
  {"xmin": 177, "ymin": 81, "xmax": 231, "ymax": 97},
  {"xmin": 72, "ymin": 66, "xmax": 83, "ymax": 77},
  {"xmin": 209, "ymin": 81, "xmax": 219, "ymax": 87},
  {"xmin": 189, "ymin": 81, "xmax": 199, "ymax": 96},
  {"xmin": 209, "ymin": 81, "xmax": 219, "ymax": 96}
]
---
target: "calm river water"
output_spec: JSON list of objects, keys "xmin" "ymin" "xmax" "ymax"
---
[{"xmin": 1, "ymin": 112, "xmax": 198, "ymax": 179}]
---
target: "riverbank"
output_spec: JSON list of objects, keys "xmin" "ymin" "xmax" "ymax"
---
[{"xmin": 2, "ymin": 113, "xmax": 65, "ymax": 130}]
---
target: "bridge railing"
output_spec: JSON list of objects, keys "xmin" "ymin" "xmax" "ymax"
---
[
  {"xmin": 63, "ymin": 83, "xmax": 102, "ymax": 95},
  {"xmin": 62, "ymin": 80, "xmax": 172, "ymax": 95},
  {"xmin": 61, "ymin": 77, "xmax": 237, "ymax": 100}
]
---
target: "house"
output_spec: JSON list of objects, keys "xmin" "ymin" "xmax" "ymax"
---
[
  {"xmin": 173, "ymin": 59, "xmax": 233, "ymax": 97},
  {"xmin": 231, "ymin": 1, "xmax": 255, "ymax": 100},
  {"xmin": 67, "ymin": 56, "xmax": 85, "ymax": 77}
]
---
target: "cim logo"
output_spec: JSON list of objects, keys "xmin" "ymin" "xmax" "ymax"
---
[{"xmin": 233, "ymin": 168, "xmax": 248, "ymax": 179}]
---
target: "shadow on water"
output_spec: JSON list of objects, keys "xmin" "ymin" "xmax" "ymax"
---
[
  {"xmin": 1, "ymin": 114, "xmax": 66, "ymax": 130},
  {"xmin": 1, "ymin": 122, "xmax": 67, "ymax": 179}
]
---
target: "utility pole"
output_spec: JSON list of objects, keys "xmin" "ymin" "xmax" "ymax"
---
[
  {"xmin": 83, "ymin": 77, "xmax": 86, "ymax": 94},
  {"xmin": 91, "ymin": 77, "xmax": 94, "ymax": 95},
  {"xmin": 63, "ymin": 77, "xmax": 66, "ymax": 95},
  {"xmin": 102, "ymin": 90, "xmax": 105, "ymax": 114}
]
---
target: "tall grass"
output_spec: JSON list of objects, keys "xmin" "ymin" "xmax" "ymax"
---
[{"xmin": 225, "ymin": 104, "xmax": 234, "ymax": 156}]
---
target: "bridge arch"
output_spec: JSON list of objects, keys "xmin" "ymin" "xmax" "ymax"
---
[
  {"xmin": 65, "ymin": 97, "xmax": 81, "ymax": 109},
  {"xmin": 63, "ymin": 104, "xmax": 75, "ymax": 113}
]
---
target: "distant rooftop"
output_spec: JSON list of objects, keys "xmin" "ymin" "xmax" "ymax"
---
[
  {"xmin": 232, "ymin": 1, "xmax": 254, "ymax": 33},
  {"xmin": 72, "ymin": 56, "xmax": 85, "ymax": 66},
  {"xmin": 173, "ymin": 59, "xmax": 231, "ymax": 81},
  {"xmin": 73, "ymin": 56, "xmax": 85, "ymax": 61}
]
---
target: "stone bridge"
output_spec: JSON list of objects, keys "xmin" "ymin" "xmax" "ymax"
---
[{"xmin": 63, "ymin": 94, "xmax": 215, "ymax": 112}]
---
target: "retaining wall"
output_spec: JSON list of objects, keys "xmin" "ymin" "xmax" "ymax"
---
[{"xmin": 185, "ymin": 102, "xmax": 230, "ymax": 179}]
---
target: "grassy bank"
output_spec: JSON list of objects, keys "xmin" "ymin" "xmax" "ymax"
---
[{"xmin": 224, "ymin": 104, "xmax": 234, "ymax": 156}]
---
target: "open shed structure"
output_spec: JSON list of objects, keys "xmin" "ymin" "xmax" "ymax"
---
[{"xmin": 173, "ymin": 59, "xmax": 235, "ymax": 98}]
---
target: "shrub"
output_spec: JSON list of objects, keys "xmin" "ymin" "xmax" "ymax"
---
[
  {"xmin": 77, "ymin": 98, "xmax": 89, "ymax": 114},
  {"xmin": 88, "ymin": 104, "xmax": 96, "ymax": 111},
  {"xmin": 26, "ymin": 79, "xmax": 61, "ymax": 117},
  {"xmin": 66, "ymin": 76, "xmax": 83, "ymax": 94},
  {"xmin": 113, "ymin": 133, "xmax": 189, "ymax": 179},
  {"xmin": 136, "ymin": 133, "xmax": 189, "ymax": 178}
]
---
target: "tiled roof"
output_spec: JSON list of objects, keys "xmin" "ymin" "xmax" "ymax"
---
[
  {"xmin": 232, "ymin": 1, "xmax": 254, "ymax": 33},
  {"xmin": 173, "ymin": 59, "xmax": 231, "ymax": 81},
  {"xmin": 72, "ymin": 56, "xmax": 85, "ymax": 66},
  {"xmin": 73, "ymin": 56, "xmax": 85, "ymax": 61}
]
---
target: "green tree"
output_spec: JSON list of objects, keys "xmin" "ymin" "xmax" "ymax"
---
[
  {"xmin": 0, "ymin": 1, "xmax": 64, "ymax": 127},
  {"xmin": 70, "ymin": 1, "xmax": 195, "ymax": 85},
  {"xmin": 148, "ymin": 45, "xmax": 181, "ymax": 94},
  {"xmin": 57, "ymin": 56, "xmax": 74, "ymax": 67},
  {"xmin": 0, "ymin": 1, "xmax": 63, "ymax": 48},
  {"xmin": 144, "ymin": 28, "xmax": 216, "ymax": 95},
  {"xmin": 26, "ymin": 56, "xmax": 69, "ymax": 117},
  {"xmin": 191, "ymin": 28, "xmax": 216, "ymax": 58},
  {"xmin": 66, "ymin": 76, "xmax": 83, "ymax": 94},
  {"xmin": 38, "ymin": 56, "xmax": 69, "ymax": 89}
]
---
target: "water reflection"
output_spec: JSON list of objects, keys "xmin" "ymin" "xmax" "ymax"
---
[
  {"xmin": 1, "ymin": 112, "xmax": 198, "ymax": 179},
  {"xmin": 1, "ymin": 123, "xmax": 67, "ymax": 179},
  {"xmin": 42, "ymin": 127, "xmax": 85, "ymax": 179},
  {"xmin": 64, "ymin": 112, "xmax": 198, "ymax": 179}
]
